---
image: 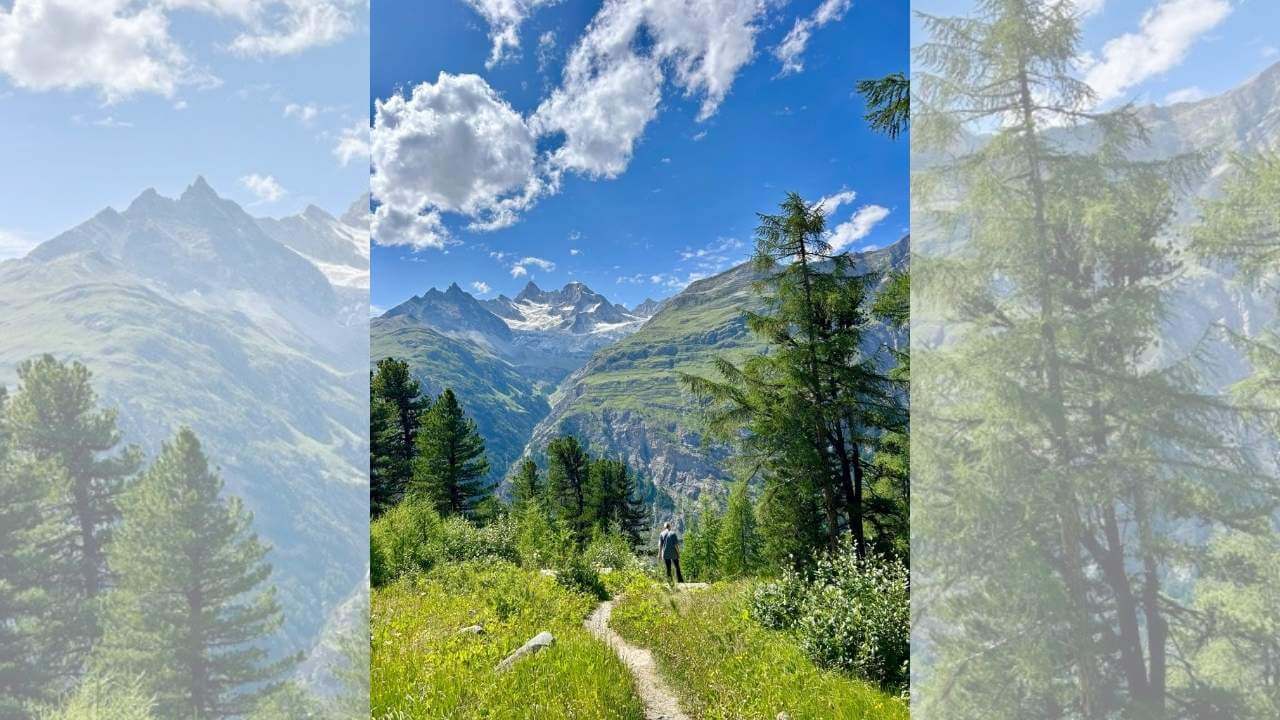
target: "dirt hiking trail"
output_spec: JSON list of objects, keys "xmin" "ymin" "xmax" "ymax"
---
[{"xmin": 584, "ymin": 583, "xmax": 708, "ymax": 720}]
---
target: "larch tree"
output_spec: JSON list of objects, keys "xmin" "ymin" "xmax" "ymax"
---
[
  {"xmin": 682, "ymin": 193, "xmax": 900, "ymax": 563},
  {"xmin": 912, "ymin": 1, "xmax": 1276, "ymax": 717},
  {"xmin": 97, "ymin": 428, "xmax": 295, "ymax": 719}
]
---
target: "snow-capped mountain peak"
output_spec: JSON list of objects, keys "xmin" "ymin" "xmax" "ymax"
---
[{"xmin": 484, "ymin": 281, "xmax": 644, "ymax": 335}]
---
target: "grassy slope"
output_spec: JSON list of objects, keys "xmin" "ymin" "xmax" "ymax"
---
[
  {"xmin": 525, "ymin": 262, "xmax": 765, "ymax": 501},
  {"xmin": 371, "ymin": 561, "xmax": 643, "ymax": 720},
  {"xmin": 370, "ymin": 317, "xmax": 551, "ymax": 485},
  {"xmin": 611, "ymin": 578, "xmax": 909, "ymax": 720}
]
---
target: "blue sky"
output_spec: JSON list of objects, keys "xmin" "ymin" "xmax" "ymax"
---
[
  {"xmin": 915, "ymin": 0, "xmax": 1279, "ymax": 108},
  {"xmin": 370, "ymin": 0, "xmax": 911, "ymax": 313},
  {"xmin": 0, "ymin": 1, "xmax": 369, "ymax": 259}
]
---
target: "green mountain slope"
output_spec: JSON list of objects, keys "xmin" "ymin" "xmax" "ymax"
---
[
  {"xmin": 0, "ymin": 180, "xmax": 368, "ymax": 667},
  {"xmin": 370, "ymin": 316, "xmax": 551, "ymax": 487},
  {"xmin": 524, "ymin": 238, "xmax": 909, "ymax": 505}
]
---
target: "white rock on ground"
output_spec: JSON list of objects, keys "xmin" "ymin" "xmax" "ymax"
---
[{"xmin": 495, "ymin": 631, "xmax": 556, "ymax": 672}]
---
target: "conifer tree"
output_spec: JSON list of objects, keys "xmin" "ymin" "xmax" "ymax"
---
[
  {"xmin": 683, "ymin": 194, "xmax": 900, "ymax": 562},
  {"xmin": 0, "ymin": 387, "xmax": 62, "ymax": 714},
  {"xmin": 411, "ymin": 389, "xmax": 491, "ymax": 518},
  {"xmin": 681, "ymin": 493, "xmax": 722, "ymax": 582},
  {"xmin": 511, "ymin": 458, "xmax": 542, "ymax": 508},
  {"xmin": 855, "ymin": 72, "xmax": 910, "ymax": 139},
  {"xmin": 716, "ymin": 480, "xmax": 761, "ymax": 577},
  {"xmin": 97, "ymin": 428, "xmax": 295, "ymax": 719},
  {"xmin": 912, "ymin": 2, "xmax": 1275, "ymax": 716},
  {"xmin": 370, "ymin": 358, "xmax": 428, "ymax": 512},
  {"xmin": 5, "ymin": 355, "xmax": 141, "ymax": 676},
  {"xmin": 545, "ymin": 435, "xmax": 591, "ymax": 543},
  {"xmin": 369, "ymin": 378, "xmax": 399, "ymax": 516},
  {"xmin": 616, "ymin": 466, "xmax": 648, "ymax": 548}
]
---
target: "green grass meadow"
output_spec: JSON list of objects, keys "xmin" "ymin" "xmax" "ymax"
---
[
  {"xmin": 370, "ymin": 560, "xmax": 643, "ymax": 720},
  {"xmin": 610, "ymin": 578, "xmax": 909, "ymax": 720}
]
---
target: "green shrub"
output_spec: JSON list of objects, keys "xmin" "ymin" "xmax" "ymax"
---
[
  {"xmin": 751, "ymin": 541, "xmax": 909, "ymax": 691},
  {"xmin": 583, "ymin": 529, "xmax": 641, "ymax": 572},
  {"xmin": 514, "ymin": 501, "xmax": 574, "ymax": 570},
  {"xmin": 370, "ymin": 495, "xmax": 442, "ymax": 587},
  {"xmin": 437, "ymin": 512, "xmax": 519, "ymax": 564},
  {"xmin": 39, "ymin": 673, "xmax": 156, "ymax": 720},
  {"xmin": 554, "ymin": 553, "xmax": 607, "ymax": 600}
]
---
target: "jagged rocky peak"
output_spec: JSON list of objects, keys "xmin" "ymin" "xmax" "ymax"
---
[
  {"xmin": 633, "ymin": 298, "xmax": 662, "ymax": 317},
  {"xmin": 340, "ymin": 193, "xmax": 371, "ymax": 227}
]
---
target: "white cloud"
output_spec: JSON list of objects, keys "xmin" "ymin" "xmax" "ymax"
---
[
  {"xmin": 370, "ymin": 1, "xmax": 764, "ymax": 242},
  {"xmin": 569, "ymin": 248, "xmax": 581, "ymax": 256},
  {"xmin": 464, "ymin": 0, "xmax": 559, "ymax": 68},
  {"xmin": 0, "ymin": 0, "xmax": 190, "ymax": 102},
  {"xmin": 829, "ymin": 205, "xmax": 889, "ymax": 251},
  {"xmin": 532, "ymin": 0, "xmax": 765, "ymax": 178},
  {"xmin": 815, "ymin": 188, "xmax": 856, "ymax": 217},
  {"xmin": 372, "ymin": 204, "xmax": 449, "ymax": 251},
  {"xmin": 333, "ymin": 119, "xmax": 369, "ymax": 166},
  {"xmin": 371, "ymin": 72, "xmax": 545, "ymax": 247},
  {"xmin": 173, "ymin": 99, "xmax": 189, "ymax": 110},
  {"xmin": 471, "ymin": 280, "xmax": 492, "ymax": 295},
  {"xmin": 1263, "ymin": 45, "xmax": 1278, "ymax": 59},
  {"xmin": 774, "ymin": 0, "xmax": 851, "ymax": 76},
  {"xmin": 284, "ymin": 102, "xmax": 319, "ymax": 122},
  {"xmin": 239, "ymin": 173, "xmax": 287, "ymax": 203},
  {"xmin": 1081, "ymin": 0, "xmax": 1231, "ymax": 105},
  {"xmin": 0, "ymin": 229, "xmax": 38, "ymax": 260},
  {"xmin": 537, "ymin": 30, "xmax": 557, "ymax": 73},
  {"xmin": 510, "ymin": 256, "xmax": 555, "ymax": 277},
  {"xmin": 1164, "ymin": 85, "xmax": 1205, "ymax": 104},
  {"xmin": 0, "ymin": 0, "xmax": 357, "ymax": 102},
  {"xmin": 225, "ymin": 0, "xmax": 358, "ymax": 57}
]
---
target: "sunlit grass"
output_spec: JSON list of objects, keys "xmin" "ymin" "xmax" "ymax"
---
[
  {"xmin": 371, "ymin": 560, "xmax": 643, "ymax": 720},
  {"xmin": 610, "ymin": 577, "xmax": 909, "ymax": 720}
]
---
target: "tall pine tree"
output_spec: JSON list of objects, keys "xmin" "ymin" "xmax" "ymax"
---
[
  {"xmin": 546, "ymin": 435, "xmax": 591, "ymax": 544},
  {"xmin": 683, "ymin": 194, "xmax": 900, "ymax": 562},
  {"xmin": 716, "ymin": 480, "xmax": 761, "ymax": 578},
  {"xmin": 97, "ymin": 428, "xmax": 295, "ymax": 719},
  {"xmin": 511, "ymin": 458, "xmax": 543, "ymax": 508},
  {"xmin": 370, "ymin": 358, "xmax": 428, "ymax": 514},
  {"xmin": 0, "ymin": 386, "xmax": 62, "ymax": 715},
  {"xmin": 411, "ymin": 389, "xmax": 491, "ymax": 518},
  {"xmin": 5, "ymin": 355, "xmax": 141, "ymax": 679}
]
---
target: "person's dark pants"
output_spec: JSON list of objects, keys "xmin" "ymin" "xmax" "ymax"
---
[{"xmin": 664, "ymin": 556, "xmax": 684, "ymax": 583}]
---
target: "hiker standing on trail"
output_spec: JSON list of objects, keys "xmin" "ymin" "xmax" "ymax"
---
[{"xmin": 658, "ymin": 522, "xmax": 684, "ymax": 584}]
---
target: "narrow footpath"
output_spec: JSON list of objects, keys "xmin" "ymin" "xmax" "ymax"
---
[{"xmin": 584, "ymin": 583, "xmax": 707, "ymax": 720}]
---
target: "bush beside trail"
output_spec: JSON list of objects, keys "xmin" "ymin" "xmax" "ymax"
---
[{"xmin": 751, "ymin": 541, "xmax": 909, "ymax": 693}]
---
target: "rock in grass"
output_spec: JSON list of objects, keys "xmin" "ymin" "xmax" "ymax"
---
[
  {"xmin": 495, "ymin": 631, "xmax": 555, "ymax": 672},
  {"xmin": 777, "ymin": 713, "xmax": 792, "ymax": 720},
  {"xmin": 458, "ymin": 624, "xmax": 484, "ymax": 635}
]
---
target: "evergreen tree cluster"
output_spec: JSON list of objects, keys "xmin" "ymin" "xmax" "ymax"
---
[
  {"xmin": 0, "ymin": 355, "xmax": 336, "ymax": 719},
  {"xmin": 370, "ymin": 358, "xmax": 648, "ymax": 548},
  {"xmin": 371, "ymin": 358, "xmax": 492, "ymax": 519}
]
